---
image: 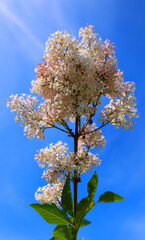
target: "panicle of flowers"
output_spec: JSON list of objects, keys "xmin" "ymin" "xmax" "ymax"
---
[
  {"xmin": 7, "ymin": 94, "xmax": 45, "ymax": 139},
  {"xmin": 7, "ymin": 24, "xmax": 138, "ymax": 137},
  {"xmin": 98, "ymin": 82, "xmax": 138, "ymax": 129},
  {"xmin": 30, "ymin": 24, "xmax": 137, "ymax": 125},
  {"xmin": 35, "ymin": 182, "xmax": 63, "ymax": 206},
  {"xmin": 35, "ymin": 141, "xmax": 101, "ymax": 181},
  {"xmin": 34, "ymin": 141, "xmax": 101, "ymax": 204},
  {"xmin": 7, "ymin": 24, "xmax": 138, "ymax": 205},
  {"xmin": 6, "ymin": 94, "xmax": 67, "ymax": 139}
]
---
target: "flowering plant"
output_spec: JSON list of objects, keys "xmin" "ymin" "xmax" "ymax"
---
[{"xmin": 7, "ymin": 24, "xmax": 138, "ymax": 240}]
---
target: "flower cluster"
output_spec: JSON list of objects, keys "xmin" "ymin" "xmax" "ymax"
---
[
  {"xmin": 34, "ymin": 140, "xmax": 102, "ymax": 204},
  {"xmin": 7, "ymin": 25, "xmax": 138, "ymax": 140},
  {"xmin": 7, "ymin": 94, "xmax": 46, "ymax": 139},
  {"xmin": 7, "ymin": 24, "xmax": 138, "ymax": 205},
  {"xmin": 7, "ymin": 94, "xmax": 65, "ymax": 139},
  {"xmin": 31, "ymin": 24, "xmax": 130, "ymax": 121},
  {"xmin": 35, "ymin": 183, "xmax": 63, "ymax": 206},
  {"xmin": 98, "ymin": 82, "xmax": 138, "ymax": 129}
]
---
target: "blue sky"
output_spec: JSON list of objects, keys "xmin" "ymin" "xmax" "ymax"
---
[{"xmin": 0, "ymin": 0, "xmax": 145, "ymax": 239}]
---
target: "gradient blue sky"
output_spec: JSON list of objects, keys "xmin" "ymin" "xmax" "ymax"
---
[{"xmin": 0, "ymin": 0, "xmax": 145, "ymax": 240}]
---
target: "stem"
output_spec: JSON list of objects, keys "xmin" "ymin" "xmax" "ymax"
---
[
  {"xmin": 73, "ymin": 117, "xmax": 79, "ymax": 240},
  {"xmin": 60, "ymin": 119, "xmax": 74, "ymax": 137}
]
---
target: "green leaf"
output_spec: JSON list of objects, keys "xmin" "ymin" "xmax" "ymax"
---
[
  {"xmin": 61, "ymin": 174, "xmax": 74, "ymax": 216},
  {"xmin": 76, "ymin": 196, "xmax": 94, "ymax": 228},
  {"xmin": 29, "ymin": 202, "xmax": 70, "ymax": 225},
  {"xmin": 98, "ymin": 191, "xmax": 125, "ymax": 203},
  {"xmin": 87, "ymin": 171, "xmax": 98, "ymax": 196},
  {"xmin": 52, "ymin": 225, "xmax": 72, "ymax": 240},
  {"xmin": 76, "ymin": 173, "xmax": 98, "ymax": 229},
  {"xmin": 80, "ymin": 219, "xmax": 91, "ymax": 228},
  {"xmin": 49, "ymin": 238, "xmax": 55, "ymax": 240}
]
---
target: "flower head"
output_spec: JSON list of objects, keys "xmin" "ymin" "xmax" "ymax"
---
[
  {"xmin": 7, "ymin": 25, "xmax": 138, "ymax": 139},
  {"xmin": 7, "ymin": 25, "xmax": 138, "ymax": 205}
]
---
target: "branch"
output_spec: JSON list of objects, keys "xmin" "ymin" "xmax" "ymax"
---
[
  {"xmin": 59, "ymin": 119, "xmax": 74, "ymax": 137},
  {"xmin": 43, "ymin": 122, "xmax": 70, "ymax": 134},
  {"xmin": 79, "ymin": 120, "xmax": 112, "ymax": 136}
]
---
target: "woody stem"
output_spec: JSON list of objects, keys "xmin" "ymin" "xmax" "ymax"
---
[{"xmin": 73, "ymin": 117, "xmax": 79, "ymax": 240}]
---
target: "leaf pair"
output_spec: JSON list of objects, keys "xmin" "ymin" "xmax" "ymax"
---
[{"xmin": 29, "ymin": 172, "xmax": 125, "ymax": 240}]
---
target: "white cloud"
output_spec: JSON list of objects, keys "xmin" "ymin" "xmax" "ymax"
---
[
  {"xmin": 20, "ymin": 0, "xmax": 75, "ymax": 32},
  {"xmin": 0, "ymin": 2, "xmax": 43, "ymax": 60}
]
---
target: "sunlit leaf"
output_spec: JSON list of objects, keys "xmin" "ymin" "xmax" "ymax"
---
[
  {"xmin": 98, "ymin": 191, "xmax": 125, "ymax": 203},
  {"xmin": 61, "ymin": 174, "xmax": 73, "ymax": 216},
  {"xmin": 87, "ymin": 171, "xmax": 98, "ymax": 196},
  {"xmin": 29, "ymin": 202, "xmax": 70, "ymax": 225}
]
